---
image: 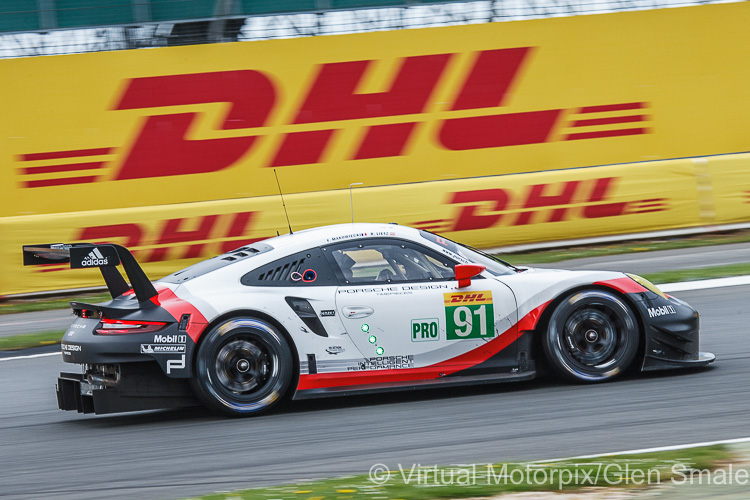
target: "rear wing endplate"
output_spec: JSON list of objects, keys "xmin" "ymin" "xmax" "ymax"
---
[{"xmin": 22, "ymin": 243, "xmax": 158, "ymax": 303}]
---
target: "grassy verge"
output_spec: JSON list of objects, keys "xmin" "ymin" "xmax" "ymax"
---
[
  {"xmin": 0, "ymin": 331, "xmax": 64, "ymax": 351},
  {"xmin": 0, "ymin": 293, "xmax": 110, "ymax": 315},
  {"xmin": 641, "ymin": 263, "xmax": 750, "ymax": 285},
  {"xmin": 194, "ymin": 445, "xmax": 731, "ymax": 500},
  {"xmin": 499, "ymin": 229, "xmax": 750, "ymax": 265}
]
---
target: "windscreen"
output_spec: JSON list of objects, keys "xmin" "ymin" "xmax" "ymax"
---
[{"xmin": 419, "ymin": 230, "xmax": 516, "ymax": 276}]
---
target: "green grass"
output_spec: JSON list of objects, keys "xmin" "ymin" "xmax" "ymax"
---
[
  {"xmin": 0, "ymin": 331, "xmax": 64, "ymax": 351},
  {"xmin": 500, "ymin": 230, "xmax": 750, "ymax": 266},
  {"xmin": 0, "ymin": 293, "xmax": 110, "ymax": 315},
  {"xmin": 193, "ymin": 445, "xmax": 731, "ymax": 500},
  {"xmin": 643, "ymin": 263, "xmax": 750, "ymax": 285}
]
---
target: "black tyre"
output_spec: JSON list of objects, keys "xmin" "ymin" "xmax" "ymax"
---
[
  {"xmin": 191, "ymin": 317, "xmax": 293, "ymax": 416},
  {"xmin": 542, "ymin": 290, "xmax": 639, "ymax": 382}
]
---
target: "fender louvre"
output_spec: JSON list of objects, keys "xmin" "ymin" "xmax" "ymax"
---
[{"xmin": 285, "ymin": 297, "xmax": 329, "ymax": 337}]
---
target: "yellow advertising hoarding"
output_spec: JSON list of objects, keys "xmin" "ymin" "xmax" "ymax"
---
[
  {"xmin": 2, "ymin": 2, "xmax": 750, "ymax": 217},
  {"xmin": 4, "ymin": 153, "xmax": 737, "ymax": 296}
]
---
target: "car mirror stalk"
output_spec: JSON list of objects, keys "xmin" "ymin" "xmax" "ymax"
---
[{"xmin": 454, "ymin": 264, "xmax": 486, "ymax": 288}]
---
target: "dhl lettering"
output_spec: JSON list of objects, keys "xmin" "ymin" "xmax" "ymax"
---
[
  {"xmin": 114, "ymin": 71, "xmax": 275, "ymax": 180},
  {"xmin": 430, "ymin": 177, "xmax": 663, "ymax": 233},
  {"xmin": 69, "ymin": 212, "xmax": 264, "ymax": 268},
  {"xmin": 17, "ymin": 50, "xmax": 652, "ymax": 186},
  {"xmin": 272, "ymin": 53, "xmax": 452, "ymax": 166},
  {"xmin": 443, "ymin": 291, "xmax": 493, "ymax": 306},
  {"xmin": 447, "ymin": 293, "xmax": 489, "ymax": 303}
]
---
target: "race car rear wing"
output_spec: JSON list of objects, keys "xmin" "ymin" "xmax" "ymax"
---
[{"xmin": 22, "ymin": 243, "xmax": 158, "ymax": 303}]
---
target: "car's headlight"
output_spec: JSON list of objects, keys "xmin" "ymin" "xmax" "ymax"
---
[{"xmin": 627, "ymin": 273, "xmax": 667, "ymax": 299}]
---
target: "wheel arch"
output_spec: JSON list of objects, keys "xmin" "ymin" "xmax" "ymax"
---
[
  {"xmin": 532, "ymin": 284, "xmax": 647, "ymax": 372},
  {"xmin": 193, "ymin": 308, "xmax": 301, "ymax": 395}
]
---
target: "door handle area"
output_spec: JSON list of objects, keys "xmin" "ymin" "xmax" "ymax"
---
[{"xmin": 342, "ymin": 306, "xmax": 374, "ymax": 319}]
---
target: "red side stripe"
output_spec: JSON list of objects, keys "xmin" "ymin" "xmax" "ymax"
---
[
  {"xmin": 154, "ymin": 286, "xmax": 209, "ymax": 342},
  {"xmin": 594, "ymin": 276, "xmax": 648, "ymax": 294},
  {"xmin": 297, "ymin": 302, "xmax": 549, "ymax": 391}
]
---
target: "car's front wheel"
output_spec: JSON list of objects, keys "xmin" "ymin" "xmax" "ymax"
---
[
  {"xmin": 191, "ymin": 317, "xmax": 293, "ymax": 416},
  {"xmin": 543, "ymin": 289, "xmax": 639, "ymax": 382}
]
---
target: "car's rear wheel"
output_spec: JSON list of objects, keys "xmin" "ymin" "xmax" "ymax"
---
[
  {"xmin": 542, "ymin": 290, "xmax": 639, "ymax": 382},
  {"xmin": 191, "ymin": 317, "xmax": 293, "ymax": 416}
]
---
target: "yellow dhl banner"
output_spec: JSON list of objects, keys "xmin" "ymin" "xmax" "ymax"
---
[
  {"xmin": 2, "ymin": 2, "xmax": 750, "ymax": 217},
  {"xmin": 4, "ymin": 152, "xmax": 748, "ymax": 296}
]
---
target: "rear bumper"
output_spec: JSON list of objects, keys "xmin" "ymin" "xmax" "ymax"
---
[
  {"xmin": 56, "ymin": 362, "xmax": 198, "ymax": 415},
  {"xmin": 61, "ymin": 317, "xmax": 196, "ymax": 379}
]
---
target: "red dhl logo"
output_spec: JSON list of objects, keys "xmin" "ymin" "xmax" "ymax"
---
[
  {"xmin": 415, "ymin": 177, "xmax": 667, "ymax": 233},
  {"xmin": 35, "ymin": 211, "xmax": 267, "ymax": 272},
  {"xmin": 16, "ymin": 48, "xmax": 651, "ymax": 188},
  {"xmin": 444, "ymin": 291, "xmax": 492, "ymax": 306}
]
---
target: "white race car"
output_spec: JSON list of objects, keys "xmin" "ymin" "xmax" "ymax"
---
[{"xmin": 23, "ymin": 223, "xmax": 714, "ymax": 416}]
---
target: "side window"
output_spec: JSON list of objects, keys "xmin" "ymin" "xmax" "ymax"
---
[
  {"xmin": 241, "ymin": 247, "xmax": 337, "ymax": 287},
  {"xmin": 324, "ymin": 239, "xmax": 456, "ymax": 285}
]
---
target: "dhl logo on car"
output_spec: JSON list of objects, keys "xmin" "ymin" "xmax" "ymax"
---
[
  {"xmin": 444, "ymin": 292, "xmax": 493, "ymax": 306},
  {"xmin": 15, "ymin": 47, "xmax": 651, "ymax": 188}
]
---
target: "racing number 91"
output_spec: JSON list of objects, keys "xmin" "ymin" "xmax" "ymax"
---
[{"xmin": 444, "ymin": 292, "xmax": 495, "ymax": 340}]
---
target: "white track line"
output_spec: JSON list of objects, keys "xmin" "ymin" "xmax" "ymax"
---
[
  {"xmin": 540, "ymin": 436, "xmax": 750, "ymax": 463},
  {"xmin": 0, "ymin": 351, "xmax": 60, "ymax": 362},
  {"xmin": 659, "ymin": 275, "xmax": 750, "ymax": 292}
]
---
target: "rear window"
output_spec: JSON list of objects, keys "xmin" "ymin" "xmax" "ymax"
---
[
  {"xmin": 241, "ymin": 247, "xmax": 337, "ymax": 287},
  {"xmin": 160, "ymin": 242, "xmax": 273, "ymax": 283}
]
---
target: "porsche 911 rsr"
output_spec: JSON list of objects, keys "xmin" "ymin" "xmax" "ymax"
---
[{"xmin": 22, "ymin": 223, "xmax": 715, "ymax": 416}]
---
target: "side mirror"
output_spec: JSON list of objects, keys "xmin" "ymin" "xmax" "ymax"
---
[{"xmin": 454, "ymin": 264, "xmax": 486, "ymax": 288}]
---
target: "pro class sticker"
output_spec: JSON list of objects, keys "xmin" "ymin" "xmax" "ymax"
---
[
  {"xmin": 444, "ymin": 291, "xmax": 494, "ymax": 340},
  {"xmin": 411, "ymin": 318, "xmax": 439, "ymax": 342}
]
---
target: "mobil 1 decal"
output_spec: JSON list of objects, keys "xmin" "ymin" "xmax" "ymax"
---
[{"xmin": 444, "ymin": 291, "xmax": 494, "ymax": 340}]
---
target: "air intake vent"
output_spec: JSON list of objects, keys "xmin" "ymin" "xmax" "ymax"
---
[
  {"xmin": 241, "ymin": 247, "xmax": 334, "ymax": 287},
  {"xmin": 286, "ymin": 297, "xmax": 328, "ymax": 337},
  {"xmin": 221, "ymin": 248, "xmax": 259, "ymax": 261},
  {"xmin": 258, "ymin": 258, "xmax": 305, "ymax": 282}
]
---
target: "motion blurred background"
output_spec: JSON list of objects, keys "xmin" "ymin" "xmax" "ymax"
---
[{"xmin": 2, "ymin": 0, "xmax": 749, "ymax": 295}]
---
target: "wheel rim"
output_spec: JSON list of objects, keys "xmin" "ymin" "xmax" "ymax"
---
[
  {"xmin": 215, "ymin": 339, "xmax": 273, "ymax": 394},
  {"xmin": 563, "ymin": 309, "xmax": 618, "ymax": 367},
  {"xmin": 548, "ymin": 291, "xmax": 638, "ymax": 381}
]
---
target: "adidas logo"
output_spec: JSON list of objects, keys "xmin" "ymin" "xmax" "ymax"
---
[{"xmin": 81, "ymin": 248, "xmax": 109, "ymax": 267}]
